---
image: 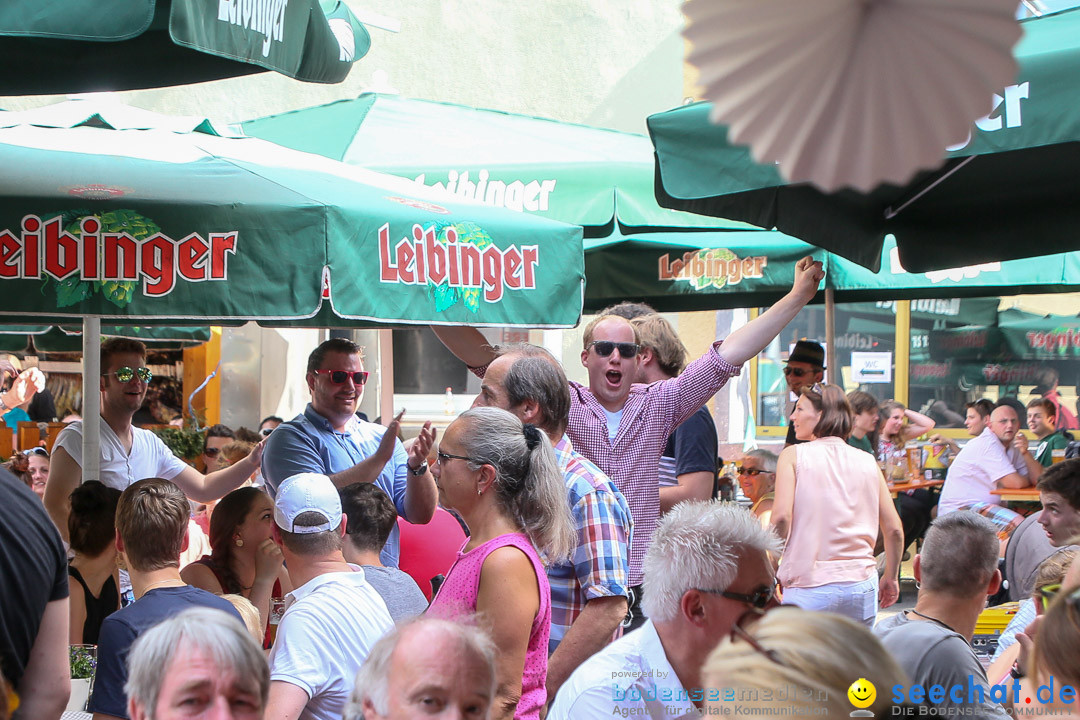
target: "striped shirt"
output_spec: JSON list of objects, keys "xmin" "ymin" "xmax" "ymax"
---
[{"xmin": 548, "ymin": 436, "xmax": 633, "ymax": 652}]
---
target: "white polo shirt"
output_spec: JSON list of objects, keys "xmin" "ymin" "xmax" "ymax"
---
[
  {"xmin": 938, "ymin": 427, "xmax": 1028, "ymax": 515},
  {"xmin": 269, "ymin": 565, "xmax": 394, "ymax": 720}
]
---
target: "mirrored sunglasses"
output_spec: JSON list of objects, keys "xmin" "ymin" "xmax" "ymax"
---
[
  {"xmin": 589, "ymin": 341, "xmax": 640, "ymax": 358},
  {"xmin": 312, "ymin": 369, "xmax": 369, "ymax": 385},
  {"xmin": 22, "ymin": 447, "xmax": 49, "ymax": 458},
  {"xmin": 105, "ymin": 366, "xmax": 152, "ymax": 383}
]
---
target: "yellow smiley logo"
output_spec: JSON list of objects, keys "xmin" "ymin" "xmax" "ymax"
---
[{"xmin": 847, "ymin": 678, "xmax": 876, "ymax": 709}]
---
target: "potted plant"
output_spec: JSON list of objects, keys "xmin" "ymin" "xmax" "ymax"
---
[
  {"xmin": 150, "ymin": 425, "xmax": 206, "ymax": 465},
  {"xmin": 68, "ymin": 644, "xmax": 97, "ymax": 711}
]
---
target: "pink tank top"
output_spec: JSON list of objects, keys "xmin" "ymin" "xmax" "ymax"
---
[
  {"xmin": 777, "ymin": 437, "xmax": 880, "ymax": 589},
  {"xmin": 428, "ymin": 532, "xmax": 550, "ymax": 720}
]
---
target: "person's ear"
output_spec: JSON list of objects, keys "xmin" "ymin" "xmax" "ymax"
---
[
  {"xmin": 339, "ymin": 513, "xmax": 348, "ymax": 539},
  {"xmin": 514, "ymin": 398, "xmax": 542, "ymax": 426},
  {"xmin": 639, "ymin": 347, "xmax": 655, "ymax": 367},
  {"xmin": 271, "ymin": 522, "xmax": 284, "ymax": 547},
  {"xmin": 912, "ymin": 554, "xmax": 922, "ymax": 584},
  {"xmin": 115, "ymin": 529, "xmax": 125, "ymax": 554},
  {"xmin": 986, "ymin": 568, "xmax": 1002, "ymax": 597},
  {"xmin": 814, "ymin": 369, "xmax": 824, "ymax": 383},
  {"xmin": 306, "ymin": 371, "xmax": 316, "ymax": 394},
  {"xmin": 580, "ymin": 348, "xmax": 589, "ymax": 368},
  {"xmin": 477, "ymin": 463, "xmax": 498, "ymax": 495},
  {"xmin": 100, "ymin": 372, "xmax": 108, "ymax": 392},
  {"xmin": 180, "ymin": 524, "xmax": 190, "ymax": 554},
  {"xmin": 679, "ymin": 589, "xmax": 708, "ymax": 628}
]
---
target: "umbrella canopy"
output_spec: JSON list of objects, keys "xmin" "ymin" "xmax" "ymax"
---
[
  {"xmin": 239, "ymin": 92, "xmax": 733, "ymax": 231},
  {"xmin": 649, "ymin": 8, "xmax": 1080, "ymax": 272},
  {"xmin": 0, "ymin": 325, "xmax": 211, "ymax": 353},
  {"xmin": 0, "ymin": 0, "xmax": 369, "ymax": 93},
  {"xmin": 0, "ymin": 100, "xmax": 585, "ymax": 328},
  {"xmin": 584, "ymin": 233, "xmax": 1080, "ymax": 312}
]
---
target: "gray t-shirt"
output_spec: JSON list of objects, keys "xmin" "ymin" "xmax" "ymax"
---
[
  {"xmin": 362, "ymin": 566, "xmax": 428, "ymax": 622},
  {"xmin": 875, "ymin": 612, "xmax": 1008, "ymax": 719}
]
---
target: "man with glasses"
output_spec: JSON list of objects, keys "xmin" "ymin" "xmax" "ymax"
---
[
  {"xmin": 549, "ymin": 501, "xmax": 782, "ymax": 719},
  {"xmin": 261, "ymin": 338, "xmax": 437, "ymax": 568},
  {"xmin": 436, "ymin": 257, "xmax": 824, "ymax": 629},
  {"xmin": 45, "ymin": 338, "xmax": 262, "ymax": 544},
  {"xmin": 782, "ymin": 340, "xmax": 825, "ymax": 448},
  {"xmin": 875, "ymin": 512, "xmax": 1011, "ymax": 719},
  {"xmin": 259, "ymin": 415, "xmax": 283, "ymax": 437}
]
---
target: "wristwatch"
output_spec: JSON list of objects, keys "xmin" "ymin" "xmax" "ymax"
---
[{"xmin": 409, "ymin": 461, "xmax": 428, "ymax": 477}]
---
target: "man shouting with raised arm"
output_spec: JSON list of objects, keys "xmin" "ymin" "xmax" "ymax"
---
[{"xmin": 434, "ymin": 256, "xmax": 824, "ymax": 628}]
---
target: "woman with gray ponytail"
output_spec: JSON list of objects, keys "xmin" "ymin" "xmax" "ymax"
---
[{"xmin": 429, "ymin": 406, "xmax": 574, "ymax": 720}]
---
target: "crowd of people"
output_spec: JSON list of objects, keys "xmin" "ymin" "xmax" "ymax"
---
[{"xmin": 3, "ymin": 256, "xmax": 1080, "ymax": 720}]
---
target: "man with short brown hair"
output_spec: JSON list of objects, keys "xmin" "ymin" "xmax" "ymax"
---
[
  {"xmin": 90, "ymin": 478, "xmax": 241, "ymax": 720},
  {"xmin": 46, "ymin": 337, "xmax": 262, "ymax": 544},
  {"xmin": 1027, "ymin": 398, "xmax": 1071, "ymax": 468}
]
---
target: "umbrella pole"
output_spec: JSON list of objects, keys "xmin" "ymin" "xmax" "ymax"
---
[
  {"xmin": 825, "ymin": 289, "xmax": 837, "ymax": 380},
  {"xmin": 82, "ymin": 317, "xmax": 100, "ymax": 483}
]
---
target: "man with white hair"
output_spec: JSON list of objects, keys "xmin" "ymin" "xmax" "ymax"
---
[
  {"xmin": 267, "ymin": 472, "xmax": 394, "ymax": 720},
  {"xmin": 125, "ymin": 607, "xmax": 269, "ymax": 720},
  {"xmin": 549, "ymin": 501, "xmax": 783, "ymax": 719},
  {"xmin": 344, "ymin": 616, "xmax": 497, "ymax": 720}
]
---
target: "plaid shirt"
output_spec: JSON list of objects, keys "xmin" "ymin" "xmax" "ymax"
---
[
  {"xmin": 548, "ymin": 436, "xmax": 633, "ymax": 653},
  {"xmin": 567, "ymin": 342, "xmax": 739, "ymax": 584},
  {"xmin": 470, "ymin": 343, "xmax": 737, "ymax": 585}
]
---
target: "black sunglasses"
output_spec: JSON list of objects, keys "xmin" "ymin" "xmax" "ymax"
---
[
  {"xmin": 312, "ymin": 370, "xmax": 369, "ymax": 385},
  {"xmin": 260, "ymin": 427, "xmax": 275, "ymax": 437},
  {"xmin": 783, "ymin": 366, "xmax": 809, "ymax": 377},
  {"xmin": 736, "ymin": 465, "xmax": 768, "ymax": 476},
  {"xmin": 203, "ymin": 446, "xmax": 221, "ymax": 458},
  {"xmin": 22, "ymin": 447, "xmax": 49, "ymax": 458},
  {"xmin": 589, "ymin": 340, "xmax": 640, "ymax": 358},
  {"xmin": 104, "ymin": 366, "xmax": 152, "ymax": 383},
  {"xmin": 697, "ymin": 578, "xmax": 778, "ymax": 610}
]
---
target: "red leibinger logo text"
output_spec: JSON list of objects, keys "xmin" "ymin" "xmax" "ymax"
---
[
  {"xmin": 379, "ymin": 223, "xmax": 539, "ymax": 303},
  {"xmin": 0, "ymin": 215, "xmax": 237, "ymax": 297}
]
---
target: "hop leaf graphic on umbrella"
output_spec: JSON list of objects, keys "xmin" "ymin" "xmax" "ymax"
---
[
  {"xmin": 47, "ymin": 209, "xmax": 161, "ymax": 308},
  {"xmin": 428, "ymin": 221, "xmax": 494, "ymax": 314}
]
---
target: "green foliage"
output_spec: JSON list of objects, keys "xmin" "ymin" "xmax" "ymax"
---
[
  {"xmin": 151, "ymin": 426, "xmax": 206, "ymax": 461},
  {"xmin": 70, "ymin": 645, "xmax": 97, "ymax": 679}
]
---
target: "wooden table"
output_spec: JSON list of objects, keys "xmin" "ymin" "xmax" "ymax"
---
[
  {"xmin": 990, "ymin": 487, "xmax": 1041, "ymax": 504},
  {"xmin": 889, "ymin": 479, "xmax": 944, "ymax": 498}
]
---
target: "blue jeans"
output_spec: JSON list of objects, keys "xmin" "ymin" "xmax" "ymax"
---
[{"xmin": 783, "ymin": 577, "xmax": 878, "ymax": 627}]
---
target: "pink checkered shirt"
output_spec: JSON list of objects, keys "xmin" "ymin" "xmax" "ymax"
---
[{"xmin": 475, "ymin": 341, "xmax": 739, "ymax": 585}]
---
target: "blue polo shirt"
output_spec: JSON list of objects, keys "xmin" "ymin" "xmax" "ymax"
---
[{"xmin": 262, "ymin": 405, "xmax": 410, "ymax": 567}]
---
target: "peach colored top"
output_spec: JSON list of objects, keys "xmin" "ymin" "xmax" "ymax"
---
[{"xmin": 778, "ymin": 437, "xmax": 880, "ymax": 589}]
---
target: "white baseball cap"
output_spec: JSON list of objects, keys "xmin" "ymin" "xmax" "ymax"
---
[{"xmin": 273, "ymin": 472, "xmax": 342, "ymax": 534}]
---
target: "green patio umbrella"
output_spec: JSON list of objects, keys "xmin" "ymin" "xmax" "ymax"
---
[
  {"xmin": 0, "ymin": 100, "xmax": 584, "ymax": 328},
  {"xmin": 648, "ymin": 8, "xmax": 1080, "ymax": 273},
  {"xmin": 584, "ymin": 233, "xmax": 1080, "ymax": 312},
  {"xmin": 0, "ymin": 0, "xmax": 370, "ymax": 93},
  {"xmin": 239, "ymin": 92, "xmax": 739, "ymax": 232},
  {"xmin": 0, "ymin": 325, "xmax": 211, "ymax": 353}
]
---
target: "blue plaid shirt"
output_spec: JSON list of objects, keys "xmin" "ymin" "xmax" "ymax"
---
[{"xmin": 548, "ymin": 436, "xmax": 633, "ymax": 653}]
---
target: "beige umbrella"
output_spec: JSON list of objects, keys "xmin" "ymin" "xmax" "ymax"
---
[{"xmin": 682, "ymin": 0, "xmax": 1022, "ymax": 192}]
